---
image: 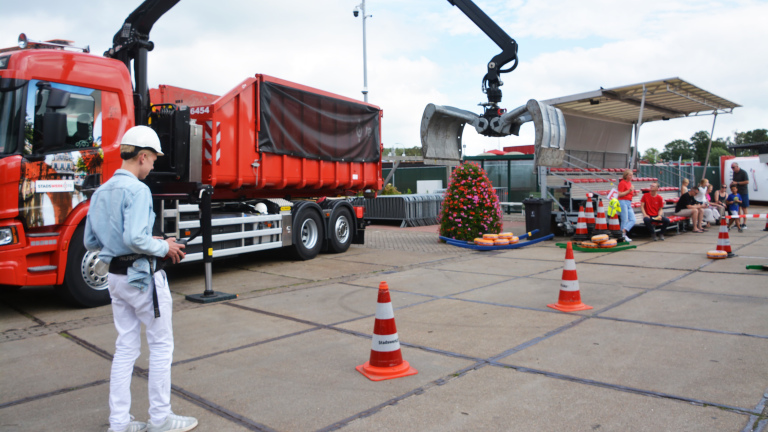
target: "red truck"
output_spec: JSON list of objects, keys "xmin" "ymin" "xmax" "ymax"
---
[{"xmin": 0, "ymin": 1, "xmax": 381, "ymax": 307}]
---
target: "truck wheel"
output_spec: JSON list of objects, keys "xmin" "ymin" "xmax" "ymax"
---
[
  {"xmin": 291, "ymin": 209, "xmax": 324, "ymax": 261},
  {"xmin": 328, "ymin": 207, "xmax": 352, "ymax": 253},
  {"xmin": 56, "ymin": 226, "xmax": 110, "ymax": 307}
]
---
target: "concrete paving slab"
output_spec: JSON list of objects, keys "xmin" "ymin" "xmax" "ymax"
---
[
  {"xmin": 601, "ymin": 289, "xmax": 768, "ymax": 336},
  {"xmin": 332, "ymin": 249, "xmax": 461, "ymax": 267},
  {"xmin": 733, "ymin": 243, "xmax": 768, "ymax": 258},
  {"xmin": 239, "ymin": 258, "xmax": 394, "ymax": 281},
  {"xmin": 501, "ymin": 318, "xmax": 768, "ymax": 409},
  {"xmin": 633, "ymin": 240, "xmax": 708, "ymax": 253},
  {"xmin": 0, "ymin": 286, "xmax": 113, "ymax": 325},
  {"xmin": 171, "ymin": 328, "xmax": 474, "ymax": 431},
  {"xmin": 0, "ymin": 333, "xmax": 110, "ymax": 405},
  {"xmin": 0, "ymin": 303, "xmax": 37, "ymax": 333},
  {"xmin": 237, "ymin": 283, "xmax": 427, "ymax": 325},
  {"xmin": 340, "ymin": 365, "xmax": 749, "ymax": 432},
  {"xmin": 700, "ymin": 255, "xmax": 768, "ymax": 274},
  {"xmin": 428, "ymin": 256, "xmax": 563, "ymax": 278},
  {"xmin": 70, "ymin": 303, "xmax": 315, "ymax": 370},
  {"xmin": 0, "ymin": 379, "xmax": 252, "ymax": 432},
  {"xmin": 494, "ymin": 245, "xmax": 610, "ymax": 262},
  {"xmin": 533, "ymin": 263, "xmax": 688, "ymax": 288},
  {"xmin": 352, "ymin": 268, "xmax": 511, "ymax": 297},
  {"xmin": 666, "ymin": 272, "xmax": 768, "ymax": 298},
  {"xmin": 169, "ymin": 268, "xmax": 307, "ymax": 297},
  {"xmin": 587, "ymin": 250, "xmax": 708, "ymax": 271},
  {"xmin": 337, "ymin": 298, "xmax": 579, "ymax": 359},
  {"xmin": 454, "ymin": 277, "xmax": 643, "ymax": 314}
]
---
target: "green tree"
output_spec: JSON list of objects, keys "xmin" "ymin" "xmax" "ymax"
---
[
  {"xmin": 642, "ymin": 148, "xmax": 660, "ymax": 164},
  {"xmin": 659, "ymin": 139, "xmax": 694, "ymax": 162},
  {"xmin": 733, "ymin": 129, "xmax": 768, "ymax": 156},
  {"xmin": 690, "ymin": 131, "xmax": 729, "ymax": 165},
  {"xmin": 708, "ymin": 147, "xmax": 731, "ymax": 166}
]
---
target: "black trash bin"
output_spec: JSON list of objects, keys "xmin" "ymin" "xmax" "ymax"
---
[{"xmin": 522, "ymin": 197, "xmax": 553, "ymax": 240}]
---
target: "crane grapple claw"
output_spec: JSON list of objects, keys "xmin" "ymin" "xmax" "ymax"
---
[{"xmin": 419, "ymin": 100, "xmax": 566, "ymax": 167}]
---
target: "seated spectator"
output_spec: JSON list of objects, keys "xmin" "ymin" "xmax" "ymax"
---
[
  {"xmin": 696, "ymin": 179, "xmax": 716, "ymax": 226},
  {"xmin": 641, "ymin": 182, "xmax": 669, "ymax": 241},
  {"xmin": 726, "ymin": 184, "xmax": 743, "ymax": 232},
  {"xmin": 681, "ymin": 178, "xmax": 689, "ymax": 195},
  {"xmin": 713, "ymin": 184, "xmax": 729, "ymax": 214},
  {"xmin": 707, "ymin": 184, "xmax": 723, "ymax": 222},
  {"xmin": 674, "ymin": 187, "xmax": 706, "ymax": 232}
]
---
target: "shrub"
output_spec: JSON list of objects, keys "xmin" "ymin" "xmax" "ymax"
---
[
  {"xmin": 439, "ymin": 162, "xmax": 502, "ymax": 241},
  {"xmin": 381, "ymin": 183, "xmax": 401, "ymax": 195}
]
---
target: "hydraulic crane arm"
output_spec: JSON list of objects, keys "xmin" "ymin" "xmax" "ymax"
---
[
  {"xmin": 104, "ymin": 0, "xmax": 180, "ymax": 126},
  {"xmin": 447, "ymin": 0, "xmax": 518, "ymax": 105}
]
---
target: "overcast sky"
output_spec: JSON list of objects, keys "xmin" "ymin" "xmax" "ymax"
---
[{"xmin": 4, "ymin": 0, "xmax": 766, "ymax": 156}]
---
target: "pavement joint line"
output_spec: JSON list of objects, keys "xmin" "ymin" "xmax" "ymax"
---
[
  {"xmin": 592, "ymin": 315, "xmax": 768, "ymax": 340},
  {"xmin": 487, "ymin": 316, "xmax": 590, "ymax": 362},
  {"xmin": 171, "ymin": 326, "xmax": 322, "ymax": 367},
  {"xmin": 0, "ymin": 378, "xmax": 109, "ymax": 410},
  {"xmin": 62, "ymin": 327, "xmax": 274, "ymax": 431},
  {"xmin": 487, "ymin": 361, "xmax": 762, "ymax": 417},
  {"xmin": 743, "ymin": 389, "xmax": 768, "ymax": 432},
  {"xmin": 656, "ymin": 286, "xmax": 768, "ymax": 302},
  {"xmin": 169, "ymin": 383, "xmax": 277, "ymax": 432},
  {"xmin": 314, "ymin": 361, "xmax": 489, "ymax": 432}
]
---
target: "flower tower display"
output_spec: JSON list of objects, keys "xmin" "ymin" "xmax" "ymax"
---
[{"xmin": 439, "ymin": 162, "xmax": 503, "ymax": 241}]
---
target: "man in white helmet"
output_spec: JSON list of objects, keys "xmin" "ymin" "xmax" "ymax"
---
[{"xmin": 84, "ymin": 126, "xmax": 198, "ymax": 432}]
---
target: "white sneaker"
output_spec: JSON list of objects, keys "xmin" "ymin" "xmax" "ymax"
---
[
  {"xmin": 624, "ymin": 236, "xmax": 632, "ymax": 242},
  {"xmin": 108, "ymin": 416, "xmax": 148, "ymax": 432},
  {"xmin": 147, "ymin": 414, "xmax": 198, "ymax": 432}
]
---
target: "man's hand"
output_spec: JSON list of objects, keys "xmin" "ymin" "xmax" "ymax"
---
[{"xmin": 164, "ymin": 237, "xmax": 186, "ymax": 264}]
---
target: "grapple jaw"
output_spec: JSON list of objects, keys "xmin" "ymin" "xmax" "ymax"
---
[{"xmin": 420, "ymin": 100, "xmax": 567, "ymax": 167}]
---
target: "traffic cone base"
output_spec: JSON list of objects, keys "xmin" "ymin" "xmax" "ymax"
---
[{"xmin": 356, "ymin": 360, "xmax": 418, "ymax": 381}]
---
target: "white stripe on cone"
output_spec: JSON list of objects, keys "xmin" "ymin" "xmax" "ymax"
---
[
  {"xmin": 376, "ymin": 303, "xmax": 395, "ymax": 320},
  {"xmin": 560, "ymin": 279, "xmax": 579, "ymax": 292}
]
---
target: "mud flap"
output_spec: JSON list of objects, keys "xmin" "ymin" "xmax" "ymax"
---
[{"xmin": 420, "ymin": 100, "xmax": 566, "ymax": 167}]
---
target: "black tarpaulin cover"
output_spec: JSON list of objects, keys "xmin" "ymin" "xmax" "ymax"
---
[{"xmin": 258, "ymin": 81, "xmax": 380, "ymax": 162}]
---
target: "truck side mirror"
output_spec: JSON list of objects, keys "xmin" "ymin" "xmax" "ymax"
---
[{"xmin": 46, "ymin": 88, "xmax": 70, "ymax": 110}]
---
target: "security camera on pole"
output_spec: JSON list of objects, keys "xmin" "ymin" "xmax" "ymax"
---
[{"xmin": 353, "ymin": 1, "xmax": 372, "ymax": 103}]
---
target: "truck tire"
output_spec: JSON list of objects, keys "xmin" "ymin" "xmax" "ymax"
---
[
  {"xmin": 56, "ymin": 225, "xmax": 110, "ymax": 307},
  {"xmin": 291, "ymin": 208, "xmax": 324, "ymax": 261},
  {"xmin": 328, "ymin": 207, "xmax": 352, "ymax": 253}
]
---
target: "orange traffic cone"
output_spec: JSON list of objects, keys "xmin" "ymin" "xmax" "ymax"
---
[
  {"xmin": 356, "ymin": 282, "xmax": 418, "ymax": 381},
  {"xmin": 716, "ymin": 218, "xmax": 735, "ymax": 258},
  {"xmin": 593, "ymin": 200, "xmax": 610, "ymax": 235},
  {"xmin": 572, "ymin": 206, "xmax": 589, "ymax": 241},
  {"xmin": 584, "ymin": 195, "xmax": 596, "ymax": 234},
  {"xmin": 548, "ymin": 242, "xmax": 593, "ymax": 312},
  {"xmin": 608, "ymin": 213, "xmax": 622, "ymax": 239}
]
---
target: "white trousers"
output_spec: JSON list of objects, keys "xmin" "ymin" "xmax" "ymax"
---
[{"xmin": 108, "ymin": 271, "xmax": 174, "ymax": 431}]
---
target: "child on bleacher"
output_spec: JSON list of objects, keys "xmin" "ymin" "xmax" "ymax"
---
[{"xmin": 726, "ymin": 184, "xmax": 743, "ymax": 232}]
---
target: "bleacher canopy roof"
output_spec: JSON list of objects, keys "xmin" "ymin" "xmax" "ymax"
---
[{"xmin": 542, "ymin": 77, "xmax": 740, "ymax": 124}]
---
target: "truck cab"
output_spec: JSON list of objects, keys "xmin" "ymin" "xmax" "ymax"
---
[{"xmin": 0, "ymin": 38, "xmax": 134, "ymax": 306}]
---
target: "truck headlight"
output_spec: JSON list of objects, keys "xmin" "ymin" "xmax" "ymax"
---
[{"xmin": 0, "ymin": 226, "xmax": 18, "ymax": 246}]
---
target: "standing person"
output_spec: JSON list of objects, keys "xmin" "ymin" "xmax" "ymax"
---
[
  {"xmin": 617, "ymin": 169, "xmax": 636, "ymax": 242},
  {"xmin": 84, "ymin": 126, "xmax": 198, "ymax": 432},
  {"xmin": 641, "ymin": 182, "xmax": 670, "ymax": 241},
  {"xmin": 731, "ymin": 162, "xmax": 750, "ymax": 228},
  {"xmin": 674, "ymin": 187, "xmax": 706, "ymax": 233},
  {"xmin": 726, "ymin": 183, "xmax": 743, "ymax": 232}
]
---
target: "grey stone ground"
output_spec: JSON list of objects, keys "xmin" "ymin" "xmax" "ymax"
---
[{"xmin": 1, "ymin": 208, "xmax": 768, "ymax": 432}]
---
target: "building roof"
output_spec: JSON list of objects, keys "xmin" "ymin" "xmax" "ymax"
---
[{"xmin": 542, "ymin": 77, "xmax": 740, "ymax": 124}]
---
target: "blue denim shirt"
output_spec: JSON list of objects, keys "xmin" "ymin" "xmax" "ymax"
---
[{"xmin": 84, "ymin": 169, "xmax": 169, "ymax": 290}]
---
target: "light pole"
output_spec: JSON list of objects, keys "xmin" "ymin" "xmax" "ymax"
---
[{"xmin": 353, "ymin": 1, "xmax": 371, "ymax": 102}]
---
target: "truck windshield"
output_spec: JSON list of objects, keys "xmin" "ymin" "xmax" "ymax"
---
[{"xmin": 0, "ymin": 78, "xmax": 26, "ymax": 156}]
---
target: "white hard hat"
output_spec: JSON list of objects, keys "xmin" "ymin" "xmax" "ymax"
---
[
  {"xmin": 254, "ymin": 203, "xmax": 268, "ymax": 215},
  {"xmin": 121, "ymin": 126, "xmax": 164, "ymax": 156}
]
